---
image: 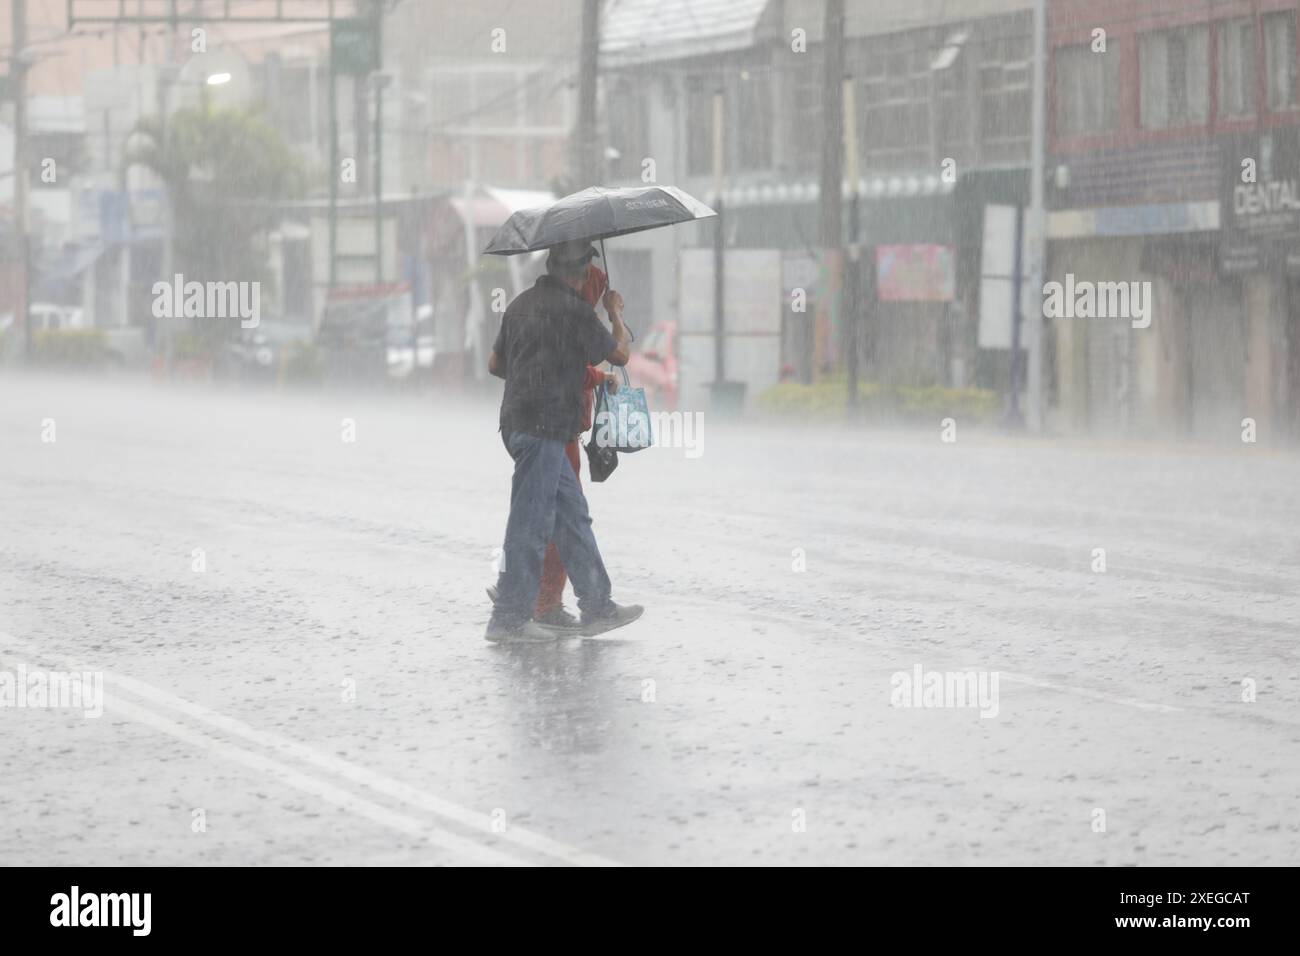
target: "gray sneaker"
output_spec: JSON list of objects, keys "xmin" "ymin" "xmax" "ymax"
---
[
  {"xmin": 580, "ymin": 602, "xmax": 644, "ymax": 637},
  {"xmin": 484, "ymin": 619, "xmax": 559, "ymax": 644},
  {"xmin": 535, "ymin": 606, "xmax": 582, "ymax": 631},
  {"xmin": 489, "ymin": 586, "xmax": 581, "ymax": 632}
]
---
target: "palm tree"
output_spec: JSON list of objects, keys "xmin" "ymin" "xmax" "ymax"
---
[{"xmin": 125, "ymin": 100, "xmax": 305, "ymax": 351}]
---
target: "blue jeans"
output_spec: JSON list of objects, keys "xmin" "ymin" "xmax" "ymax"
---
[{"xmin": 492, "ymin": 430, "xmax": 613, "ymax": 626}]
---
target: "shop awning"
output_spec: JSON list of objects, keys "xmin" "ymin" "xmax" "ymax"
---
[
  {"xmin": 601, "ymin": 0, "xmax": 771, "ymax": 67},
  {"xmin": 713, "ymin": 174, "xmax": 956, "ymax": 209},
  {"xmin": 448, "ymin": 187, "xmax": 553, "ymax": 229}
]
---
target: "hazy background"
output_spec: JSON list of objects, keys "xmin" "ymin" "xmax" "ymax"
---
[{"xmin": 2, "ymin": 0, "xmax": 1298, "ymax": 866}]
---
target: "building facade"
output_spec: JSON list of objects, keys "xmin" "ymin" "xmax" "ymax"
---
[
  {"xmin": 598, "ymin": 0, "xmax": 1035, "ymax": 411},
  {"xmin": 1047, "ymin": 0, "xmax": 1300, "ymax": 440}
]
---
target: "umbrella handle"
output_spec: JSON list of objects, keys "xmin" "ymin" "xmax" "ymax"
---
[{"xmin": 599, "ymin": 237, "xmax": 634, "ymax": 342}]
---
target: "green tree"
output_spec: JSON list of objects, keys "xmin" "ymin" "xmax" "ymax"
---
[{"xmin": 125, "ymin": 101, "xmax": 304, "ymax": 348}]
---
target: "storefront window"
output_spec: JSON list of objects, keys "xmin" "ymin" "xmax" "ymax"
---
[
  {"xmin": 979, "ymin": 32, "xmax": 1031, "ymax": 162},
  {"xmin": 685, "ymin": 77, "xmax": 714, "ymax": 177},
  {"xmin": 734, "ymin": 69, "xmax": 772, "ymax": 172},
  {"xmin": 1140, "ymin": 25, "xmax": 1209, "ymax": 128},
  {"xmin": 787, "ymin": 49, "xmax": 823, "ymax": 176},
  {"xmin": 605, "ymin": 76, "xmax": 648, "ymax": 179},
  {"xmin": 1265, "ymin": 10, "xmax": 1297, "ymax": 110},
  {"xmin": 936, "ymin": 64, "xmax": 969, "ymax": 162},
  {"xmin": 1218, "ymin": 18, "xmax": 1255, "ymax": 118},
  {"xmin": 861, "ymin": 46, "xmax": 930, "ymax": 169},
  {"xmin": 1055, "ymin": 43, "xmax": 1120, "ymax": 136}
]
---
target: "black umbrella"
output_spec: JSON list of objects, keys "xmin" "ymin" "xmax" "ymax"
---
[{"xmin": 482, "ymin": 185, "xmax": 716, "ymax": 256}]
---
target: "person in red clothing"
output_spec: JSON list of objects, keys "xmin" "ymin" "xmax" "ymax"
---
[{"xmin": 532, "ymin": 262, "xmax": 619, "ymax": 627}]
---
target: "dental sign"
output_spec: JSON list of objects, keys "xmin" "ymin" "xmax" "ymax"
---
[
  {"xmin": 1221, "ymin": 130, "xmax": 1300, "ymax": 274},
  {"xmin": 1233, "ymin": 179, "xmax": 1300, "ymax": 219}
]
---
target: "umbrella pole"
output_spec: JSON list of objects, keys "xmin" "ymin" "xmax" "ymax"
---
[{"xmin": 599, "ymin": 237, "xmax": 633, "ymax": 342}]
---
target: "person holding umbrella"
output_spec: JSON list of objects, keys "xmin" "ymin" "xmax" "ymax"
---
[
  {"xmin": 485, "ymin": 240, "xmax": 643, "ymax": 642},
  {"xmin": 532, "ymin": 261, "xmax": 618, "ymax": 627},
  {"xmin": 482, "ymin": 184, "xmax": 715, "ymax": 642},
  {"xmin": 486, "ymin": 260, "xmax": 617, "ymax": 629}
]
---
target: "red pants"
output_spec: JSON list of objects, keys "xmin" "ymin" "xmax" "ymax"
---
[{"xmin": 535, "ymin": 438, "xmax": 583, "ymax": 616}]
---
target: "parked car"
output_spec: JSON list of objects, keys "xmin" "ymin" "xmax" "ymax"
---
[
  {"xmin": 625, "ymin": 320, "xmax": 678, "ymax": 410},
  {"xmin": 386, "ymin": 304, "xmax": 436, "ymax": 379},
  {"xmin": 0, "ymin": 301, "xmax": 87, "ymax": 333},
  {"xmin": 316, "ymin": 285, "xmax": 434, "ymax": 382},
  {"xmin": 216, "ymin": 320, "xmax": 314, "ymax": 382}
]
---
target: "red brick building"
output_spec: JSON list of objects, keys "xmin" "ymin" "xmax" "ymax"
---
[{"xmin": 1046, "ymin": 0, "xmax": 1300, "ymax": 440}]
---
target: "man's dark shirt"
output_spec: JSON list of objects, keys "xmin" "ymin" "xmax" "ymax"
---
[{"xmin": 494, "ymin": 274, "xmax": 617, "ymax": 441}]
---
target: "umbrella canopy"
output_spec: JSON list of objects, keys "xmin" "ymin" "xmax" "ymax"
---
[{"xmin": 482, "ymin": 185, "xmax": 716, "ymax": 256}]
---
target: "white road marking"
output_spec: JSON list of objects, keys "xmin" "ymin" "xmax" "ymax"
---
[
  {"xmin": 107, "ymin": 694, "xmax": 530, "ymax": 867},
  {"xmin": 0, "ymin": 631, "xmax": 621, "ymax": 867},
  {"xmin": 107, "ymin": 669, "xmax": 622, "ymax": 867},
  {"xmin": 1000, "ymin": 671, "xmax": 1184, "ymax": 713}
]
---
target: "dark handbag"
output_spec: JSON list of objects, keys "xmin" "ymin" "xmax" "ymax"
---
[{"xmin": 584, "ymin": 429, "xmax": 619, "ymax": 482}]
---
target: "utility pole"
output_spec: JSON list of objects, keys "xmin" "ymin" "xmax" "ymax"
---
[
  {"xmin": 573, "ymin": 0, "xmax": 601, "ymax": 187},
  {"xmin": 11, "ymin": 0, "xmax": 31, "ymax": 358},
  {"xmin": 372, "ymin": 0, "xmax": 384, "ymax": 284},
  {"xmin": 1004, "ymin": 204, "xmax": 1026, "ymax": 427},
  {"xmin": 818, "ymin": 0, "xmax": 846, "ymax": 381},
  {"xmin": 842, "ymin": 74, "xmax": 861, "ymax": 413},
  {"xmin": 159, "ymin": 2, "xmax": 177, "ymax": 368},
  {"xmin": 328, "ymin": 15, "xmax": 339, "ymax": 290},
  {"xmin": 353, "ymin": 58, "xmax": 369, "ymax": 195},
  {"xmin": 712, "ymin": 87, "xmax": 726, "ymax": 389},
  {"xmin": 1025, "ymin": 0, "xmax": 1048, "ymax": 430}
]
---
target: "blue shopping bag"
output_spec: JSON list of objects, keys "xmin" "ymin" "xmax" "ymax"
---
[{"xmin": 593, "ymin": 366, "xmax": 653, "ymax": 453}]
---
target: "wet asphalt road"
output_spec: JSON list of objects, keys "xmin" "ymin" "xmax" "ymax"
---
[{"xmin": 1, "ymin": 372, "xmax": 1298, "ymax": 866}]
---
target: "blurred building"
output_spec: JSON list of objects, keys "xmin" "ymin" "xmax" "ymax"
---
[
  {"xmin": 381, "ymin": 0, "xmax": 584, "ymax": 382},
  {"xmin": 2, "ymin": 2, "xmax": 348, "ymax": 342},
  {"xmin": 1047, "ymin": 0, "xmax": 1300, "ymax": 441},
  {"xmin": 598, "ymin": 0, "xmax": 1036, "ymax": 412},
  {"xmin": 385, "ymin": 0, "xmax": 584, "ymax": 193}
]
